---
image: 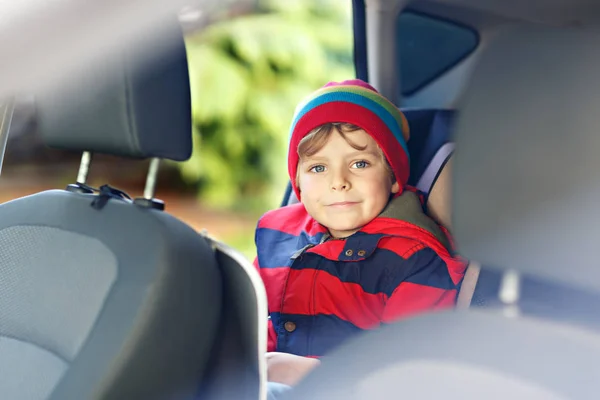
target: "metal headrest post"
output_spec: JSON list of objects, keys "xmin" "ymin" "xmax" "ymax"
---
[
  {"xmin": 143, "ymin": 157, "xmax": 160, "ymax": 200},
  {"xmin": 76, "ymin": 151, "xmax": 92, "ymax": 184},
  {"xmin": 499, "ymin": 269, "xmax": 521, "ymax": 318},
  {"xmin": 134, "ymin": 157, "xmax": 164, "ymax": 210},
  {"xmin": 0, "ymin": 98, "xmax": 15, "ymax": 177},
  {"xmin": 65, "ymin": 150, "xmax": 95, "ymax": 194}
]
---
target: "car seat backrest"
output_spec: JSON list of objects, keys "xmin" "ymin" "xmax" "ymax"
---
[
  {"xmin": 0, "ymin": 22, "xmax": 225, "ymax": 400},
  {"xmin": 402, "ymin": 109, "xmax": 457, "ymax": 230},
  {"xmin": 453, "ymin": 26, "xmax": 600, "ymax": 295},
  {"xmin": 403, "ymin": 108, "xmax": 455, "ymax": 189}
]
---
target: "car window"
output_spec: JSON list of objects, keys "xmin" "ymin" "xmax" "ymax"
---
[{"xmin": 397, "ymin": 11, "xmax": 479, "ymax": 96}]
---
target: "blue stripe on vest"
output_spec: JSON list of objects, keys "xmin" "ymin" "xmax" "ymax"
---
[
  {"xmin": 392, "ymin": 247, "xmax": 457, "ymax": 293},
  {"xmin": 256, "ymin": 227, "xmax": 324, "ymax": 268},
  {"xmin": 271, "ymin": 312, "xmax": 363, "ymax": 356},
  {"xmin": 290, "ymin": 249, "xmax": 402, "ymax": 295}
]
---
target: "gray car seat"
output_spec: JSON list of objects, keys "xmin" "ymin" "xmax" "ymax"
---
[
  {"xmin": 285, "ymin": 27, "xmax": 600, "ymax": 399},
  {"xmin": 0, "ymin": 25, "xmax": 224, "ymax": 400}
]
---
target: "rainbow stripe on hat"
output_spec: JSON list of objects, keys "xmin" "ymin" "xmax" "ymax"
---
[{"xmin": 291, "ymin": 85, "xmax": 410, "ymax": 156}]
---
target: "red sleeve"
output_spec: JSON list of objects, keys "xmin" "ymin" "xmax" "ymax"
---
[
  {"xmin": 381, "ymin": 248, "xmax": 461, "ymax": 323},
  {"xmin": 382, "ymin": 282, "xmax": 458, "ymax": 322},
  {"xmin": 254, "ymin": 256, "xmax": 278, "ymax": 352},
  {"xmin": 267, "ymin": 318, "xmax": 277, "ymax": 352}
]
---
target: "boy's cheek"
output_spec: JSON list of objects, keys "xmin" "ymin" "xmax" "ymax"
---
[{"xmin": 297, "ymin": 174, "xmax": 319, "ymax": 194}]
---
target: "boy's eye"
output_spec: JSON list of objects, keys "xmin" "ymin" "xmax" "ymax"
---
[
  {"xmin": 352, "ymin": 160, "xmax": 370, "ymax": 169},
  {"xmin": 309, "ymin": 165, "xmax": 326, "ymax": 173}
]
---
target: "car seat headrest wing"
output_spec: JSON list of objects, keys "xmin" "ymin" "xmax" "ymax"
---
[{"xmin": 453, "ymin": 27, "xmax": 600, "ymax": 293}]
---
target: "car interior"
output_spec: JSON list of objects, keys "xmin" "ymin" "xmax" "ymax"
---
[{"xmin": 2, "ymin": 0, "xmax": 600, "ymax": 399}]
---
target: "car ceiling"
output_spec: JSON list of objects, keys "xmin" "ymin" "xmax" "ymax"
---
[{"xmin": 384, "ymin": 0, "xmax": 600, "ymax": 25}]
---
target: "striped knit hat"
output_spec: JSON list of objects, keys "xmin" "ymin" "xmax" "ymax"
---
[{"xmin": 288, "ymin": 79, "xmax": 410, "ymax": 200}]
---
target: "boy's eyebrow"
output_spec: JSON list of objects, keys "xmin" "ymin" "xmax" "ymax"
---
[
  {"xmin": 345, "ymin": 149, "xmax": 381, "ymax": 158},
  {"xmin": 301, "ymin": 149, "xmax": 381, "ymax": 162},
  {"xmin": 299, "ymin": 155, "xmax": 328, "ymax": 164}
]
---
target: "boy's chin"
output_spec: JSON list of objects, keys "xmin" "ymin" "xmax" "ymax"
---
[{"xmin": 324, "ymin": 223, "xmax": 363, "ymax": 237}]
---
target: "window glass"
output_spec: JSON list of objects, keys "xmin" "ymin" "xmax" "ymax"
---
[{"xmin": 397, "ymin": 12, "xmax": 479, "ymax": 95}]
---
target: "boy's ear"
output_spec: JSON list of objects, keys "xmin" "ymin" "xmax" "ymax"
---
[{"xmin": 391, "ymin": 181, "xmax": 400, "ymax": 194}]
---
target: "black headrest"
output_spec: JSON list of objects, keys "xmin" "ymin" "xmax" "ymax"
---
[
  {"xmin": 453, "ymin": 27, "xmax": 600, "ymax": 293},
  {"xmin": 36, "ymin": 22, "xmax": 192, "ymax": 161}
]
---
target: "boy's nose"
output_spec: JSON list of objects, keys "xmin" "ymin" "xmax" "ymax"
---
[{"xmin": 331, "ymin": 171, "xmax": 351, "ymax": 191}]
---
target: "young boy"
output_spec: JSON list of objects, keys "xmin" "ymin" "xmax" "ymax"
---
[{"xmin": 254, "ymin": 80, "xmax": 466, "ymax": 389}]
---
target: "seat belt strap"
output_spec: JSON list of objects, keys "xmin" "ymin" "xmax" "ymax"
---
[
  {"xmin": 416, "ymin": 142, "xmax": 455, "ymax": 194},
  {"xmin": 456, "ymin": 262, "xmax": 481, "ymax": 309}
]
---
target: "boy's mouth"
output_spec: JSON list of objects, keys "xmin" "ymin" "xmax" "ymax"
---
[{"xmin": 328, "ymin": 201, "xmax": 360, "ymax": 207}]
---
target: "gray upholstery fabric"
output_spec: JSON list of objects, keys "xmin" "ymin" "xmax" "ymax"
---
[
  {"xmin": 0, "ymin": 190, "xmax": 222, "ymax": 400},
  {"xmin": 355, "ymin": 360, "xmax": 566, "ymax": 400},
  {"xmin": 452, "ymin": 27, "xmax": 600, "ymax": 293},
  {"xmin": 36, "ymin": 22, "xmax": 192, "ymax": 161},
  {"xmin": 0, "ymin": 336, "xmax": 68, "ymax": 400},
  {"xmin": 289, "ymin": 311, "xmax": 600, "ymax": 400},
  {"xmin": 0, "ymin": 226, "xmax": 117, "ymax": 362}
]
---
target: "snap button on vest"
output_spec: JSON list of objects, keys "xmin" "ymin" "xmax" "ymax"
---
[
  {"xmin": 345, "ymin": 249, "xmax": 353, "ymax": 256},
  {"xmin": 357, "ymin": 250, "xmax": 366, "ymax": 257},
  {"xmin": 284, "ymin": 321, "xmax": 296, "ymax": 332}
]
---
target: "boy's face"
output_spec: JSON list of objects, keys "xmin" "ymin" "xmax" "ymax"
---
[{"xmin": 297, "ymin": 129, "xmax": 400, "ymax": 238}]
